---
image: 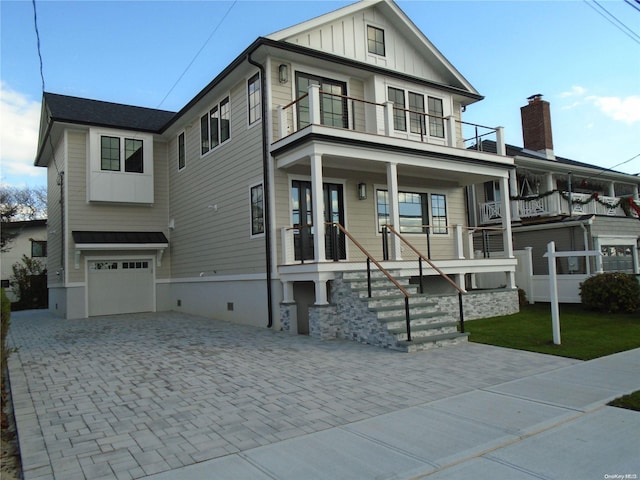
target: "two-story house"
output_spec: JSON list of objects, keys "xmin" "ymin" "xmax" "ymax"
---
[
  {"xmin": 472, "ymin": 95, "xmax": 640, "ymax": 302},
  {"xmin": 35, "ymin": 0, "xmax": 520, "ymax": 351}
]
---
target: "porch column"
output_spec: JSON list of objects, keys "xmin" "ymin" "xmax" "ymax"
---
[
  {"xmin": 607, "ymin": 181, "xmax": 615, "ymax": 198},
  {"xmin": 386, "ymin": 162, "xmax": 402, "ymax": 260},
  {"xmin": 282, "ymin": 281, "xmax": 294, "ymax": 303},
  {"xmin": 383, "ymin": 101, "xmax": 394, "ymax": 136},
  {"xmin": 509, "ymin": 169, "xmax": 520, "ymax": 221},
  {"xmin": 314, "ymin": 279, "xmax": 328, "ymax": 305},
  {"xmin": 310, "ymin": 152, "xmax": 326, "ymax": 262},
  {"xmin": 633, "ymin": 184, "xmax": 639, "ymax": 201},
  {"xmin": 499, "ymin": 176, "xmax": 514, "ymax": 259}
]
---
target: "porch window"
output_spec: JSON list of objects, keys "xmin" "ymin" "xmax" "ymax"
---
[
  {"xmin": 431, "ymin": 193, "xmax": 448, "ymax": 234},
  {"xmin": 250, "ymin": 183, "xmax": 264, "ymax": 236},
  {"xmin": 376, "ymin": 189, "xmax": 430, "ymax": 234},
  {"xmin": 601, "ymin": 245, "xmax": 634, "ymax": 273}
]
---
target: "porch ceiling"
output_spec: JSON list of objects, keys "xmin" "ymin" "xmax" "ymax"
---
[{"xmin": 272, "ymin": 127, "xmax": 511, "ymax": 186}]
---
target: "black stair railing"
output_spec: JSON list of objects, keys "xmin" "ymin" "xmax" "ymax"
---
[
  {"xmin": 329, "ymin": 222, "xmax": 414, "ymax": 341},
  {"xmin": 384, "ymin": 225, "xmax": 467, "ymax": 334}
]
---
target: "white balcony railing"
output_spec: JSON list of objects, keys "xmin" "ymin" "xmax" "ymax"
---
[
  {"xmin": 480, "ymin": 192, "xmax": 640, "ymax": 224},
  {"xmin": 277, "ymin": 84, "xmax": 505, "ymax": 155}
]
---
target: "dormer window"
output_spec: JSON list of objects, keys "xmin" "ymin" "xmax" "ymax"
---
[
  {"xmin": 367, "ymin": 25, "xmax": 385, "ymax": 56},
  {"xmin": 100, "ymin": 136, "xmax": 144, "ymax": 173}
]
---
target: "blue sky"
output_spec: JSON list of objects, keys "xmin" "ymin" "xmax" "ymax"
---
[{"xmin": 1, "ymin": 0, "xmax": 639, "ymax": 188}]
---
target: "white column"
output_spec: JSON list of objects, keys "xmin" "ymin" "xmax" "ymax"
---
[
  {"xmin": 500, "ymin": 176, "xmax": 514, "ymax": 259},
  {"xmin": 633, "ymin": 184, "xmax": 639, "ymax": 201},
  {"xmin": 386, "ymin": 162, "xmax": 402, "ymax": 260},
  {"xmin": 446, "ymin": 115, "xmax": 457, "ymax": 147},
  {"xmin": 314, "ymin": 279, "xmax": 328, "ymax": 305},
  {"xmin": 383, "ymin": 101, "xmax": 394, "ymax": 136},
  {"xmin": 278, "ymin": 105, "xmax": 286, "ymax": 138},
  {"xmin": 308, "ymin": 84, "xmax": 321, "ymax": 126},
  {"xmin": 282, "ymin": 281, "xmax": 294, "ymax": 303},
  {"xmin": 607, "ymin": 181, "xmax": 615, "ymax": 198},
  {"xmin": 454, "ymin": 224, "xmax": 464, "ymax": 259},
  {"xmin": 495, "ymin": 126, "xmax": 506, "ymax": 156},
  {"xmin": 310, "ymin": 152, "xmax": 326, "ymax": 262},
  {"xmin": 509, "ymin": 169, "xmax": 519, "ymax": 221}
]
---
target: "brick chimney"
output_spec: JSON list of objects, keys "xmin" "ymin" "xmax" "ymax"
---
[{"xmin": 520, "ymin": 94, "xmax": 554, "ymax": 159}]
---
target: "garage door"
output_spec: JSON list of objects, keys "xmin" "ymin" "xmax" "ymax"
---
[{"xmin": 88, "ymin": 259, "xmax": 154, "ymax": 316}]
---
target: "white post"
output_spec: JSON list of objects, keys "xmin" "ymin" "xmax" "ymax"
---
[
  {"xmin": 310, "ymin": 152, "xmax": 326, "ymax": 262},
  {"xmin": 308, "ymin": 84, "xmax": 321, "ymax": 126},
  {"xmin": 454, "ymin": 224, "xmax": 464, "ymax": 259},
  {"xmin": 495, "ymin": 126, "xmax": 506, "ymax": 156},
  {"xmin": 547, "ymin": 241, "xmax": 561, "ymax": 345},
  {"xmin": 386, "ymin": 162, "xmax": 402, "ymax": 260},
  {"xmin": 446, "ymin": 115, "xmax": 456, "ymax": 148},
  {"xmin": 524, "ymin": 246, "xmax": 534, "ymax": 304},
  {"xmin": 278, "ymin": 105, "xmax": 286, "ymax": 139},
  {"xmin": 384, "ymin": 101, "xmax": 394, "ymax": 136},
  {"xmin": 314, "ymin": 279, "xmax": 328, "ymax": 305},
  {"xmin": 509, "ymin": 169, "xmax": 520, "ymax": 221},
  {"xmin": 607, "ymin": 181, "xmax": 615, "ymax": 198},
  {"xmin": 500, "ymin": 176, "xmax": 514, "ymax": 258}
]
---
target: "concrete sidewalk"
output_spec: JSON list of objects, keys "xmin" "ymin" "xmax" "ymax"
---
[{"xmin": 8, "ymin": 310, "xmax": 640, "ymax": 480}]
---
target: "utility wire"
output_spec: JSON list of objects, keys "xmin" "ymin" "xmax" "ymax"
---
[
  {"xmin": 624, "ymin": 0, "xmax": 640, "ymax": 14},
  {"xmin": 584, "ymin": 0, "xmax": 640, "ymax": 45},
  {"xmin": 156, "ymin": 0, "xmax": 237, "ymax": 110},
  {"xmin": 583, "ymin": 153, "xmax": 640, "ymax": 183},
  {"xmin": 32, "ymin": 0, "xmax": 46, "ymax": 92}
]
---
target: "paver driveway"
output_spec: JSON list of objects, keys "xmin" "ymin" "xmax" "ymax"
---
[{"xmin": 8, "ymin": 310, "xmax": 579, "ymax": 480}]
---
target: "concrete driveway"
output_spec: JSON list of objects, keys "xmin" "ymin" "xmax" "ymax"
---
[{"xmin": 8, "ymin": 310, "xmax": 640, "ymax": 480}]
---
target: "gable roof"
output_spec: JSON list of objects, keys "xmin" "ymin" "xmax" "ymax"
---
[
  {"xmin": 43, "ymin": 93, "xmax": 176, "ymax": 133},
  {"xmin": 267, "ymin": 0, "xmax": 480, "ymax": 98}
]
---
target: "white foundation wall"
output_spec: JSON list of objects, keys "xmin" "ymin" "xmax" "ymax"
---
[{"xmin": 167, "ymin": 278, "xmax": 281, "ymax": 329}]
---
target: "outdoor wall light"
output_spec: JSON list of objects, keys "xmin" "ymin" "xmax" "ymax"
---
[
  {"xmin": 279, "ymin": 64, "xmax": 289, "ymax": 84},
  {"xmin": 358, "ymin": 182, "xmax": 367, "ymax": 200}
]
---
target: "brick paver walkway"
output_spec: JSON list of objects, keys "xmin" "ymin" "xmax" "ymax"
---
[{"xmin": 8, "ymin": 310, "xmax": 578, "ymax": 480}]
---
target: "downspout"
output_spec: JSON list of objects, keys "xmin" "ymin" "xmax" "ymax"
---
[{"xmin": 247, "ymin": 52, "xmax": 274, "ymax": 328}]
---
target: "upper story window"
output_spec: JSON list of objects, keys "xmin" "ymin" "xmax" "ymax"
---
[
  {"xmin": 367, "ymin": 25, "xmax": 385, "ymax": 56},
  {"xmin": 177, "ymin": 132, "xmax": 185, "ymax": 170},
  {"xmin": 388, "ymin": 87, "xmax": 445, "ymax": 139},
  {"xmin": 31, "ymin": 240, "xmax": 47, "ymax": 257},
  {"xmin": 248, "ymin": 73, "xmax": 261, "ymax": 125},
  {"xmin": 296, "ymin": 72, "xmax": 347, "ymax": 129},
  {"xmin": 100, "ymin": 136, "xmax": 144, "ymax": 173},
  {"xmin": 201, "ymin": 96, "xmax": 230, "ymax": 155}
]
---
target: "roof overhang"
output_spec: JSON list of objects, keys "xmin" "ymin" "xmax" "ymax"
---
[{"xmin": 71, "ymin": 231, "xmax": 169, "ymax": 269}]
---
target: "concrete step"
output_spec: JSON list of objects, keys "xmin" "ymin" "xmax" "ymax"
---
[
  {"xmin": 376, "ymin": 310, "xmax": 449, "ymax": 324},
  {"xmin": 387, "ymin": 321, "xmax": 459, "ymax": 336},
  {"xmin": 342, "ymin": 270, "xmax": 402, "ymax": 281},
  {"xmin": 367, "ymin": 294, "xmax": 436, "ymax": 310}
]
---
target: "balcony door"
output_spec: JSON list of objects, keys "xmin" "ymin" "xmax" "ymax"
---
[
  {"xmin": 296, "ymin": 72, "xmax": 348, "ymax": 130},
  {"xmin": 291, "ymin": 180, "xmax": 346, "ymax": 261}
]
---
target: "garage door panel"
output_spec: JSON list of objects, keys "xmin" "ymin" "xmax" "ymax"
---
[{"xmin": 88, "ymin": 259, "xmax": 154, "ymax": 316}]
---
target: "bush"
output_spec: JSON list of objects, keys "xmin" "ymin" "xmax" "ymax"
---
[
  {"xmin": 579, "ymin": 272, "xmax": 640, "ymax": 313},
  {"xmin": 1, "ymin": 288, "xmax": 11, "ymax": 369},
  {"xmin": 9, "ymin": 255, "xmax": 47, "ymax": 310}
]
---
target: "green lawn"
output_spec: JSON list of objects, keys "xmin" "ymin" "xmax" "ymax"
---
[{"xmin": 465, "ymin": 303, "xmax": 640, "ymax": 361}]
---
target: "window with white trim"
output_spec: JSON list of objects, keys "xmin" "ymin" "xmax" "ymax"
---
[
  {"xmin": 387, "ymin": 88, "xmax": 445, "ymax": 139},
  {"xmin": 376, "ymin": 189, "xmax": 445, "ymax": 234},
  {"xmin": 248, "ymin": 73, "xmax": 261, "ymax": 125},
  {"xmin": 201, "ymin": 96, "xmax": 230, "ymax": 155},
  {"xmin": 601, "ymin": 245, "xmax": 634, "ymax": 273},
  {"xmin": 250, "ymin": 183, "xmax": 264, "ymax": 236},
  {"xmin": 367, "ymin": 25, "xmax": 385, "ymax": 56},
  {"xmin": 431, "ymin": 193, "xmax": 448, "ymax": 234}
]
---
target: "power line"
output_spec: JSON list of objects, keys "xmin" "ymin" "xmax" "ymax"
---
[
  {"xmin": 583, "ymin": 153, "xmax": 640, "ymax": 183},
  {"xmin": 32, "ymin": 0, "xmax": 46, "ymax": 92},
  {"xmin": 624, "ymin": 0, "xmax": 640, "ymax": 14},
  {"xmin": 584, "ymin": 0, "xmax": 640, "ymax": 45},
  {"xmin": 156, "ymin": 1, "xmax": 238, "ymax": 110}
]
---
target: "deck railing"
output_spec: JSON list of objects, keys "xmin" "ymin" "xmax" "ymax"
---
[{"xmin": 277, "ymin": 84, "xmax": 505, "ymax": 155}]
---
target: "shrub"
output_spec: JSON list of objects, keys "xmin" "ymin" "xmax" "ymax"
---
[
  {"xmin": 9, "ymin": 255, "xmax": 46, "ymax": 310},
  {"xmin": 518, "ymin": 288, "xmax": 528, "ymax": 307},
  {"xmin": 579, "ymin": 272, "xmax": 640, "ymax": 313},
  {"xmin": 1, "ymin": 288, "xmax": 11, "ymax": 369}
]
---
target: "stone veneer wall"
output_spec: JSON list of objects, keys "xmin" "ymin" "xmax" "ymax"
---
[
  {"xmin": 429, "ymin": 288, "xmax": 520, "ymax": 321},
  {"xmin": 280, "ymin": 302, "xmax": 295, "ymax": 332},
  {"xmin": 308, "ymin": 304, "xmax": 339, "ymax": 340}
]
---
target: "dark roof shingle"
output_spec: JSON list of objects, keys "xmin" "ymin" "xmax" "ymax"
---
[{"xmin": 45, "ymin": 93, "xmax": 176, "ymax": 133}]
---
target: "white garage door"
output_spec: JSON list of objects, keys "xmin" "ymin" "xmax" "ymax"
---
[{"xmin": 88, "ymin": 259, "xmax": 154, "ymax": 316}]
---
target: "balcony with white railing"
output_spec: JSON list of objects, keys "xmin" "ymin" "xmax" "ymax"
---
[
  {"xmin": 275, "ymin": 84, "xmax": 506, "ymax": 157},
  {"xmin": 479, "ymin": 191, "xmax": 640, "ymax": 224}
]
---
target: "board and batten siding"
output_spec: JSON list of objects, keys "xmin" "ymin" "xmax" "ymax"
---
[
  {"xmin": 281, "ymin": 5, "xmax": 449, "ymax": 85},
  {"xmin": 65, "ymin": 130, "xmax": 170, "ymax": 284},
  {"xmin": 168, "ymin": 79, "xmax": 266, "ymax": 278}
]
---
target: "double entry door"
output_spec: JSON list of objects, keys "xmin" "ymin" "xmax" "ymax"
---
[{"xmin": 292, "ymin": 180, "xmax": 346, "ymax": 261}]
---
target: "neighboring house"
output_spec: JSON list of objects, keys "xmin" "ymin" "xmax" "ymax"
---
[
  {"xmin": 471, "ymin": 95, "xmax": 640, "ymax": 302},
  {"xmin": 1, "ymin": 219, "xmax": 48, "ymax": 302},
  {"xmin": 35, "ymin": 0, "xmax": 521, "ymax": 350}
]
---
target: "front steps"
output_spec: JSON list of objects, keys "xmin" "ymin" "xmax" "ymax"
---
[{"xmin": 337, "ymin": 271, "xmax": 469, "ymax": 352}]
